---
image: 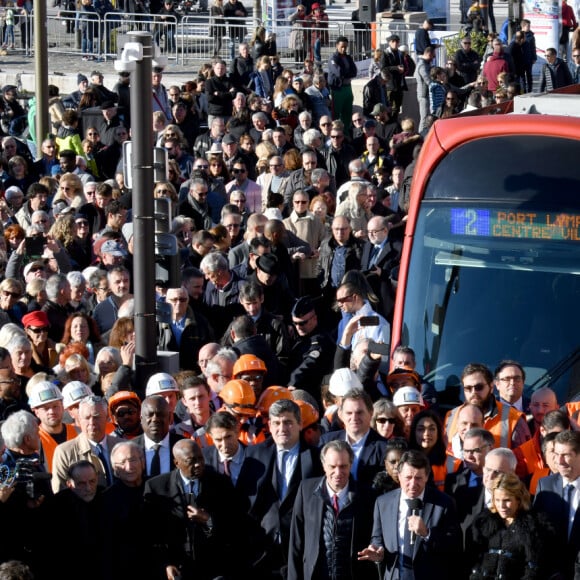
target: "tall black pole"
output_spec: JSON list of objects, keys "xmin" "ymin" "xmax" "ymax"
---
[
  {"xmin": 34, "ymin": 0, "xmax": 48, "ymax": 150},
  {"xmin": 129, "ymin": 31, "xmax": 158, "ymax": 388}
]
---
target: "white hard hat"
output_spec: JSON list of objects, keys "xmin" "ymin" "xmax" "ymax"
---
[
  {"xmin": 328, "ymin": 368, "xmax": 363, "ymax": 397},
  {"xmin": 393, "ymin": 386, "xmax": 425, "ymax": 407},
  {"xmin": 28, "ymin": 381, "xmax": 63, "ymax": 409},
  {"xmin": 62, "ymin": 381, "xmax": 93, "ymax": 409},
  {"xmin": 146, "ymin": 372, "xmax": 179, "ymax": 397}
]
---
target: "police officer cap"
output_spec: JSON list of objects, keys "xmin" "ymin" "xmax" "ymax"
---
[{"xmin": 292, "ymin": 296, "xmax": 315, "ymax": 318}]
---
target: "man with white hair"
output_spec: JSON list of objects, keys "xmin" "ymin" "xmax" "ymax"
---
[
  {"xmin": 200, "ymin": 252, "xmax": 244, "ymax": 336},
  {"xmin": 52, "ymin": 395, "xmax": 117, "ymax": 492},
  {"xmin": 293, "ymin": 111, "xmax": 312, "ymax": 149},
  {"xmin": 41, "ymin": 273, "xmax": 73, "ymax": 342},
  {"xmin": 157, "ymin": 286, "xmax": 213, "ymax": 371}
]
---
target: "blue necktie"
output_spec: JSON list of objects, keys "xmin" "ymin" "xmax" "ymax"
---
[{"xmin": 96, "ymin": 443, "xmax": 112, "ymax": 486}]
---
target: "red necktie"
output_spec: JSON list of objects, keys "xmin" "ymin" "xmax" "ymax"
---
[{"xmin": 332, "ymin": 494, "xmax": 340, "ymax": 516}]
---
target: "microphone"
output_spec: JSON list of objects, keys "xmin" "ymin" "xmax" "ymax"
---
[{"xmin": 407, "ymin": 498, "xmax": 423, "ymax": 546}]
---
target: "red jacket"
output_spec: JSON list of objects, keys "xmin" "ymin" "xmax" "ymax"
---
[{"xmin": 483, "ymin": 53, "xmax": 510, "ymax": 91}]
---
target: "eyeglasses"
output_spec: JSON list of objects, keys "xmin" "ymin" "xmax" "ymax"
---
[
  {"xmin": 498, "ymin": 375, "xmax": 524, "ymax": 384},
  {"xmin": 375, "ymin": 417, "xmax": 396, "ymax": 425},
  {"xmin": 232, "ymin": 168, "xmax": 247, "ymax": 174},
  {"xmin": 269, "ymin": 163, "xmax": 282, "ymax": 168},
  {"xmin": 336, "ymin": 294, "xmax": 354, "ymax": 304},
  {"xmin": 330, "ymin": 135, "xmax": 343, "ymax": 139},
  {"xmin": 2, "ymin": 290, "xmax": 20, "ymax": 298},
  {"xmin": 96, "ymin": 286, "xmax": 109, "ymax": 292},
  {"xmin": 28, "ymin": 266, "xmax": 45, "ymax": 273},
  {"xmin": 28, "ymin": 326, "xmax": 49, "ymax": 334},
  {"xmin": 294, "ymin": 200, "xmax": 308, "ymax": 205},
  {"xmin": 167, "ymin": 297, "xmax": 188, "ymax": 303},
  {"xmin": 464, "ymin": 383, "xmax": 487, "ymax": 392},
  {"xmin": 193, "ymin": 190, "xmax": 208, "ymax": 197},
  {"xmin": 195, "ymin": 165, "xmax": 209, "ymax": 170}
]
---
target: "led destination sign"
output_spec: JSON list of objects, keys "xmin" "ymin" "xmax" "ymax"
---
[{"xmin": 450, "ymin": 209, "xmax": 580, "ymax": 241}]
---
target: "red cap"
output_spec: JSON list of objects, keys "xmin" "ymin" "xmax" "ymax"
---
[{"xmin": 22, "ymin": 310, "xmax": 50, "ymax": 328}]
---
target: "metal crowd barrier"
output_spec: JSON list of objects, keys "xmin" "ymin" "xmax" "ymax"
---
[{"xmin": 30, "ymin": 10, "xmax": 434, "ymax": 67}]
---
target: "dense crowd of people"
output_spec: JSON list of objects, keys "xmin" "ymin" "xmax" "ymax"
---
[{"xmin": 0, "ymin": 5, "xmax": 578, "ymax": 579}]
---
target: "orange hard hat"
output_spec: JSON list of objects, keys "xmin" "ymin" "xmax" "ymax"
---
[
  {"xmin": 386, "ymin": 365, "xmax": 421, "ymax": 388},
  {"xmin": 108, "ymin": 390, "xmax": 141, "ymax": 413},
  {"xmin": 220, "ymin": 379, "xmax": 257, "ymax": 416},
  {"xmin": 295, "ymin": 399, "xmax": 320, "ymax": 429},
  {"xmin": 256, "ymin": 386, "xmax": 293, "ymax": 415},
  {"xmin": 233, "ymin": 354, "xmax": 268, "ymax": 376}
]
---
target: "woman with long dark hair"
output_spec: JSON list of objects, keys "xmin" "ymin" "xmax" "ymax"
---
[{"xmin": 409, "ymin": 408, "xmax": 460, "ymax": 490}]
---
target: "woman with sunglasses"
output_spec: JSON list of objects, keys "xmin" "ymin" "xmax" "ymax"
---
[
  {"xmin": 0, "ymin": 277, "xmax": 25, "ymax": 325},
  {"xmin": 372, "ymin": 398, "xmax": 406, "ymax": 440},
  {"xmin": 22, "ymin": 310, "xmax": 58, "ymax": 369}
]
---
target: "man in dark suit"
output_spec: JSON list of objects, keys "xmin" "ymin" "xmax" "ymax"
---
[
  {"xmin": 361, "ymin": 215, "xmax": 402, "ymax": 322},
  {"xmin": 202, "ymin": 411, "xmax": 246, "ymax": 487},
  {"xmin": 288, "ymin": 439, "xmax": 377, "ymax": 580},
  {"xmin": 445, "ymin": 427, "xmax": 495, "ymax": 577},
  {"xmin": 320, "ymin": 389, "xmax": 388, "ymax": 490},
  {"xmin": 444, "ymin": 427, "xmax": 494, "ymax": 548},
  {"xmin": 359, "ymin": 450, "xmax": 461, "ymax": 579},
  {"xmin": 237, "ymin": 399, "xmax": 323, "ymax": 579},
  {"xmin": 534, "ymin": 430, "xmax": 580, "ymax": 579},
  {"xmin": 143, "ymin": 439, "xmax": 245, "ymax": 579},
  {"xmin": 132, "ymin": 396, "xmax": 183, "ymax": 479}
]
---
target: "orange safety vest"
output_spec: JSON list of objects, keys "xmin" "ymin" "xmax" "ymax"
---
[
  {"xmin": 566, "ymin": 401, "xmax": 580, "ymax": 418},
  {"xmin": 39, "ymin": 424, "xmax": 79, "ymax": 472},
  {"xmin": 445, "ymin": 400, "xmax": 522, "ymax": 449},
  {"xmin": 514, "ymin": 430, "xmax": 543, "ymax": 480},
  {"xmin": 529, "ymin": 466, "xmax": 550, "ymax": 496},
  {"xmin": 432, "ymin": 456, "xmax": 461, "ymax": 491}
]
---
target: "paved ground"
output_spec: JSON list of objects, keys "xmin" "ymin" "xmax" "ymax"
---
[{"xmin": 0, "ymin": 0, "xmax": 510, "ymax": 94}]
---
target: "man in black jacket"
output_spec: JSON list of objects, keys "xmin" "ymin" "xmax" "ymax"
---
[
  {"xmin": 205, "ymin": 59, "xmax": 235, "ymax": 125},
  {"xmin": 288, "ymin": 440, "xmax": 377, "ymax": 580},
  {"xmin": 144, "ymin": 439, "xmax": 246, "ymax": 579},
  {"xmin": 237, "ymin": 399, "xmax": 323, "ymax": 579}
]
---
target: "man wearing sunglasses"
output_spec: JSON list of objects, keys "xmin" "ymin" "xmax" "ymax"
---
[
  {"xmin": 445, "ymin": 362, "xmax": 531, "ymax": 451},
  {"xmin": 287, "ymin": 296, "xmax": 334, "ymax": 400}
]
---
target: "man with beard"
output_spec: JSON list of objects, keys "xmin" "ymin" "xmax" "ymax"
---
[{"xmin": 445, "ymin": 363, "xmax": 531, "ymax": 450}]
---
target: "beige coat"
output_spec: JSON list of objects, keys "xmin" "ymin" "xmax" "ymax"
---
[
  {"xmin": 283, "ymin": 211, "xmax": 326, "ymax": 279},
  {"xmin": 51, "ymin": 432, "xmax": 117, "ymax": 493}
]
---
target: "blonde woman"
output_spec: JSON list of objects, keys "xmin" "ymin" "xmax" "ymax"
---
[{"xmin": 52, "ymin": 173, "xmax": 84, "ymax": 211}]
